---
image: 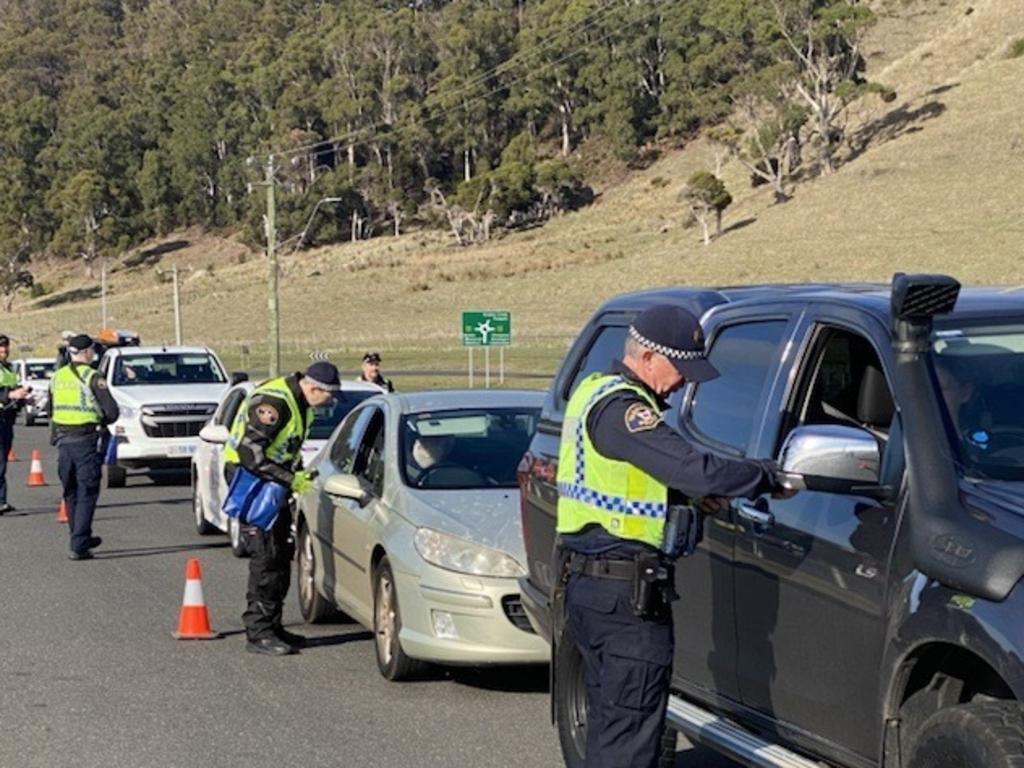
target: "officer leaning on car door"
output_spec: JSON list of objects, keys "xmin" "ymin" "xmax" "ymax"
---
[
  {"xmin": 554, "ymin": 305, "xmax": 792, "ymax": 768},
  {"xmin": 222, "ymin": 360, "xmax": 340, "ymax": 656}
]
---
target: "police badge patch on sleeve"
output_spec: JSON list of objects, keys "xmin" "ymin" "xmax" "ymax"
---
[{"xmin": 624, "ymin": 402, "xmax": 661, "ymax": 433}]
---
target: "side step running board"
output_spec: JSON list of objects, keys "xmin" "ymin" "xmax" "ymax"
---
[{"xmin": 666, "ymin": 696, "xmax": 828, "ymax": 768}]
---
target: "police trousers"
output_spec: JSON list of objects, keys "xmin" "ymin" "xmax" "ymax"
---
[
  {"xmin": 242, "ymin": 501, "xmax": 295, "ymax": 641},
  {"xmin": 57, "ymin": 435, "xmax": 103, "ymax": 555},
  {"xmin": 0, "ymin": 419, "xmax": 13, "ymax": 504},
  {"xmin": 566, "ymin": 573, "xmax": 673, "ymax": 768}
]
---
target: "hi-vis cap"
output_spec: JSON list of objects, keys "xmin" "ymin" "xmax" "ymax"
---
[{"xmin": 629, "ymin": 305, "xmax": 719, "ymax": 383}]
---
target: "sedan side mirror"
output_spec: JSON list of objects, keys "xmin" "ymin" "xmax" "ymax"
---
[
  {"xmin": 199, "ymin": 424, "xmax": 230, "ymax": 444},
  {"xmin": 324, "ymin": 473, "xmax": 371, "ymax": 507},
  {"xmin": 779, "ymin": 424, "xmax": 884, "ymax": 496}
]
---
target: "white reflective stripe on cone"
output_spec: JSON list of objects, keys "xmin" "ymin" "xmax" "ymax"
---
[{"xmin": 182, "ymin": 579, "xmax": 205, "ymax": 607}]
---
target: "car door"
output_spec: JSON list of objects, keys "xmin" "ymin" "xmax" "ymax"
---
[
  {"xmin": 733, "ymin": 312, "xmax": 899, "ymax": 765},
  {"xmin": 326, "ymin": 405, "xmax": 385, "ymax": 620},
  {"xmin": 675, "ymin": 313, "xmax": 797, "ymax": 707},
  {"xmin": 205, "ymin": 386, "xmax": 248, "ymax": 515}
]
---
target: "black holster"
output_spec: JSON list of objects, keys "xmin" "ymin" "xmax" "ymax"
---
[{"xmin": 631, "ymin": 552, "xmax": 678, "ymax": 618}]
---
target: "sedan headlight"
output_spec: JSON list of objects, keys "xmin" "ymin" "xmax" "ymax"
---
[{"xmin": 414, "ymin": 528, "xmax": 526, "ymax": 579}]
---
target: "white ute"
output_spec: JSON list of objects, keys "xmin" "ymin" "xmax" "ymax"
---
[{"xmin": 99, "ymin": 345, "xmax": 231, "ymax": 487}]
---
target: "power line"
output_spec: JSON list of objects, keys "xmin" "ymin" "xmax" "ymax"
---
[
  {"xmin": 278, "ymin": 0, "xmax": 668, "ymax": 161},
  {"xmin": 279, "ymin": 0, "xmax": 663, "ymax": 159}
]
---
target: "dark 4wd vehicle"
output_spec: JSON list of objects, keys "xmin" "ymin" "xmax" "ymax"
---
[{"xmin": 518, "ymin": 275, "xmax": 1024, "ymax": 768}]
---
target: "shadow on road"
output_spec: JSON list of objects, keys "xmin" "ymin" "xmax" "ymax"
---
[
  {"xmin": 94, "ymin": 541, "xmax": 230, "ymax": 559},
  {"xmin": 304, "ymin": 630, "xmax": 374, "ymax": 649},
  {"xmin": 449, "ymin": 664, "xmax": 549, "ymax": 693},
  {"xmin": 98, "ymin": 497, "xmax": 190, "ymax": 509}
]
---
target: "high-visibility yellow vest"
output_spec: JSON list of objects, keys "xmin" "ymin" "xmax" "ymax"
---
[
  {"xmin": 223, "ymin": 377, "xmax": 313, "ymax": 468},
  {"xmin": 0, "ymin": 363, "xmax": 18, "ymax": 389},
  {"xmin": 51, "ymin": 364, "xmax": 102, "ymax": 426},
  {"xmin": 556, "ymin": 373, "xmax": 668, "ymax": 549}
]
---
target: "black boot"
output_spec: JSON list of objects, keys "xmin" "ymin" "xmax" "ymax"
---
[{"xmin": 245, "ymin": 636, "xmax": 297, "ymax": 656}]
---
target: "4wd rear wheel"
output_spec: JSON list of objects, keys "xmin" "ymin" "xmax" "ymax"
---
[
  {"xmin": 297, "ymin": 522, "xmax": 335, "ymax": 624},
  {"xmin": 555, "ymin": 636, "xmax": 678, "ymax": 768},
  {"xmin": 908, "ymin": 702, "xmax": 1024, "ymax": 768},
  {"xmin": 372, "ymin": 557, "xmax": 424, "ymax": 681},
  {"xmin": 555, "ymin": 638, "xmax": 587, "ymax": 768}
]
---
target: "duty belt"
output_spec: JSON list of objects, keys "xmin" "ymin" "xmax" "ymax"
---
[{"xmin": 567, "ymin": 553, "xmax": 636, "ymax": 581}]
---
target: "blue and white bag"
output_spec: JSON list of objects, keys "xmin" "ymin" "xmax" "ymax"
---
[{"xmin": 222, "ymin": 467, "xmax": 289, "ymax": 531}]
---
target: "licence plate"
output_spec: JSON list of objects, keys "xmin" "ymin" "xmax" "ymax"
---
[{"xmin": 167, "ymin": 444, "xmax": 198, "ymax": 457}]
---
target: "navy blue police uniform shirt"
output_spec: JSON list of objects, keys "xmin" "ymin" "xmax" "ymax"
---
[{"xmin": 563, "ymin": 362, "xmax": 774, "ymax": 557}]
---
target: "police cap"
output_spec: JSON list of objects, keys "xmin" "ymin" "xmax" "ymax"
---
[
  {"xmin": 67, "ymin": 334, "xmax": 94, "ymax": 353},
  {"xmin": 305, "ymin": 361, "xmax": 341, "ymax": 392},
  {"xmin": 629, "ymin": 305, "xmax": 719, "ymax": 383}
]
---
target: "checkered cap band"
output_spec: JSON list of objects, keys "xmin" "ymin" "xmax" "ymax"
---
[{"xmin": 628, "ymin": 325, "xmax": 707, "ymax": 361}]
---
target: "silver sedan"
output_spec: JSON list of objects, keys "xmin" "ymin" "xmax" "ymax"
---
[{"xmin": 294, "ymin": 389, "xmax": 549, "ymax": 680}]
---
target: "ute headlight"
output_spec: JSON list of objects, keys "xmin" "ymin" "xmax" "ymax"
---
[
  {"xmin": 414, "ymin": 528, "xmax": 526, "ymax": 579},
  {"xmin": 119, "ymin": 406, "xmax": 138, "ymax": 419}
]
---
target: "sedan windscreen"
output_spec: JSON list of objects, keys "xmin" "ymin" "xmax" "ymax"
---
[
  {"xmin": 310, "ymin": 391, "xmax": 380, "ymax": 440},
  {"xmin": 401, "ymin": 408, "xmax": 540, "ymax": 490},
  {"xmin": 113, "ymin": 354, "xmax": 226, "ymax": 385},
  {"xmin": 932, "ymin": 323, "xmax": 1024, "ymax": 480}
]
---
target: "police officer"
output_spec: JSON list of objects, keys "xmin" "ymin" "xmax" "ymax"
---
[
  {"xmin": 0, "ymin": 335, "xmax": 30, "ymax": 515},
  {"xmin": 50, "ymin": 334, "xmax": 119, "ymax": 560},
  {"xmin": 556, "ymin": 305, "xmax": 790, "ymax": 768},
  {"xmin": 358, "ymin": 352, "xmax": 394, "ymax": 392},
  {"xmin": 223, "ymin": 360, "xmax": 340, "ymax": 656}
]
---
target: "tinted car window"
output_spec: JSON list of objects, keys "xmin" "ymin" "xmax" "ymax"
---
[
  {"xmin": 688, "ymin": 321, "xmax": 788, "ymax": 452},
  {"xmin": 330, "ymin": 407, "xmax": 376, "ymax": 474},
  {"xmin": 310, "ymin": 390, "xmax": 379, "ymax": 440},
  {"xmin": 564, "ymin": 325, "xmax": 628, "ymax": 402},
  {"xmin": 354, "ymin": 411, "xmax": 387, "ymax": 497}
]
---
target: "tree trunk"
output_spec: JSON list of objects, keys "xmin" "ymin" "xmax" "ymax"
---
[
  {"xmin": 715, "ymin": 209, "xmax": 723, "ymax": 238},
  {"xmin": 464, "ymin": 148, "xmax": 472, "ymax": 182},
  {"xmin": 560, "ymin": 106, "xmax": 571, "ymax": 156}
]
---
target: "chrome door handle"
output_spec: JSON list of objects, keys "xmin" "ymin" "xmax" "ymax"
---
[{"xmin": 737, "ymin": 503, "xmax": 775, "ymax": 528}]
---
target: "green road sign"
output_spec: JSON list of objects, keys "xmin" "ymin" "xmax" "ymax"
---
[{"xmin": 462, "ymin": 311, "xmax": 511, "ymax": 347}]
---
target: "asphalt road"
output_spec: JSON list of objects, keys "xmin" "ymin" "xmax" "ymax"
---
[{"xmin": 0, "ymin": 426, "xmax": 740, "ymax": 768}]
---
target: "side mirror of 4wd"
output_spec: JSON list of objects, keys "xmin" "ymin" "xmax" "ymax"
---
[{"xmin": 779, "ymin": 424, "xmax": 891, "ymax": 498}]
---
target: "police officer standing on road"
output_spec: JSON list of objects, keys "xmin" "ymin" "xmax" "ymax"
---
[
  {"xmin": 555, "ymin": 305, "xmax": 791, "ymax": 768},
  {"xmin": 0, "ymin": 335, "xmax": 30, "ymax": 515},
  {"xmin": 358, "ymin": 352, "xmax": 394, "ymax": 392},
  {"xmin": 223, "ymin": 360, "xmax": 341, "ymax": 656},
  {"xmin": 51, "ymin": 334, "xmax": 119, "ymax": 560}
]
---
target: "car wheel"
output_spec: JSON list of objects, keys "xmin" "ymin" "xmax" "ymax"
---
[
  {"xmin": 192, "ymin": 477, "xmax": 217, "ymax": 535},
  {"xmin": 555, "ymin": 636, "xmax": 675, "ymax": 768},
  {"xmin": 297, "ymin": 522, "xmax": 336, "ymax": 623},
  {"xmin": 555, "ymin": 638, "xmax": 587, "ymax": 768},
  {"xmin": 228, "ymin": 517, "xmax": 249, "ymax": 558},
  {"xmin": 908, "ymin": 701, "xmax": 1024, "ymax": 768},
  {"xmin": 105, "ymin": 464, "xmax": 127, "ymax": 488},
  {"xmin": 372, "ymin": 557, "xmax": 423, "ymax": 681}
]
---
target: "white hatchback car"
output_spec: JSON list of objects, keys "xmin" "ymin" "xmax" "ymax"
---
[
  {"xmin": 191, "ymin": 378, "xmax": 385, "ymax": 555},
  {"xmin": 294, "ymin": 389, "xmax": 550, "ymax": 680}
]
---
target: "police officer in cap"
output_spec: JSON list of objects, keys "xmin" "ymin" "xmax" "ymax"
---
[
  {"xmin": 51, "ymin": 334, "xmax": 119, "ymax": 560},
  {"xmin": 223, "ymin": 360, "xmax": 341, "ymax": 655},
  {"xmin": 0, "ymin": 335, "xmax": 30, "ymax": 514},
  {"xmin": 358, "ymin": 352, "xmax": 394, "ymax": 392},
  {"xmin": 555, "ymin": 305, "xmax": 792, "ymax": 768}
]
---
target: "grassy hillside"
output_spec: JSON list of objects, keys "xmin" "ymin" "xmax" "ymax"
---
[{"xmin": 4, "ymin": 0, "xmax": 1023, "ymax": 383}]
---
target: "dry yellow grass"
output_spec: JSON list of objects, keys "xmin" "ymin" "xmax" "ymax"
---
[{"xmin": 4, "ymin": 0, "xmax": 1023, "ymax": 381}]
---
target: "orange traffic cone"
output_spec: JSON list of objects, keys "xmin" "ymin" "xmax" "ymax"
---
[
  {"xmin": 173, "ymin": 558, "xmax": 219, "ymax": 640},
  {"xmin": 57, "ymin": 499, "xmax": 69, "ymax": 524},
  {"xmin": 27, "ymin": 449, "xmax": 46, "ymax": 486},
  {"xmin": 7, "ymin": 447, "xmax": 17, "ymax": 462}
]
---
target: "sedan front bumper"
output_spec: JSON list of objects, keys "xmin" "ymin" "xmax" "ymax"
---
[{"xmin": 392, "ymin": 565, "xmax": 550, "ymax": 665}]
